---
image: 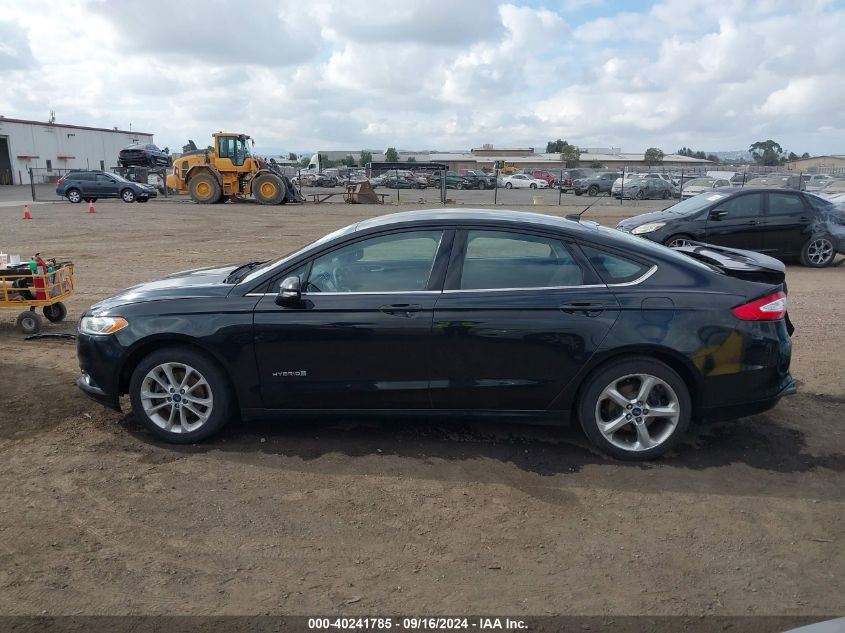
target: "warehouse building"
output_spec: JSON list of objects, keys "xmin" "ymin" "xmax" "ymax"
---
[
  {"xmin": 0, "ymin": 116, "xmax": 154, "ymax": 185},
  {"xmin": 784, "ymin": 154, "xmax": 845, "ymax": 174}
]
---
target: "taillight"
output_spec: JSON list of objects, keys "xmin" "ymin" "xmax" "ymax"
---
[
  {"xmin": 57, "ymin": 177, "xmax": 65, "ymax": 185},
  {"xmin": 732, "ymin": 291, "xmax": 787, "ymax": 321}
]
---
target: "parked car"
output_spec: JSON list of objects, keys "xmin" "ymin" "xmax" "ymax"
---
[
  {"xmin": 502, "ymin": 174, "xmax": 548, "ymax": 189},
  {"xmin": 615, "ymin": 177, "xmax": 674, "ymax": 200},
  {"xmin": 616, "ymin": 188, "xmax": 844, "ymax": 267},
  {"xmin": 118, "ymin": 143, "xmax": 171, "ymax": 168},
  {"xmin": 559, "ymin": 169, "xmax": 593, "ymax": 192},
  {"xmin": 744, "ymin": 174, "xmax": 805, "ymax": 190},
  {"xmin": 801, "ymin": 174, "xmax": 836, "ymax": 192},
  {"xmin": 611, "ymin": 174, "xmax": 644, "ymax": 197},
  {"xmin": 680, "ymin": 178, "xmax": 733, "ymax": 198},
  {"xmin": 56, "ymin": 171, "xmax": 158, "ymax": 203},
  {"xmin": 431, "ymin": 171, "xmax": 472, "ymax": 189},
  {"xmin": 76, "ymin": 209, "xmax": 795, "ymax": 460},
  {"xmin": 460, "ymin": 169, "xmax": 496, "ymax": 189},
  {"xmin": 521, "ymin": 169, "xmax": 559, "ymax": 187},
  {"xmin": 383, "ymin": 174, "xmax": 426, "ymax": 189},
  {"xmin": 573, "ymin": 172, "xmax": 622, "ymax": 196}
]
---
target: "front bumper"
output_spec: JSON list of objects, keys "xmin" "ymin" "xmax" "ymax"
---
[{"xmin": 77, "ymin": 372, "xmax": 122, "ymax": 411}]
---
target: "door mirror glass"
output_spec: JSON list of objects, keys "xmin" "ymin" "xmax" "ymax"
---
[
  {"xmin": 710, "ymin": 208, "xmax": 727, "ymax": 220},
  {"xmin": 276, "ymin": 276, "xmax": 301, "ymax": 305}
]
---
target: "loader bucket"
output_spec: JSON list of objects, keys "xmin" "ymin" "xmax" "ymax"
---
[{"xmin": 344, "ymin": 181, "xmax": 382, "ymax": 204}]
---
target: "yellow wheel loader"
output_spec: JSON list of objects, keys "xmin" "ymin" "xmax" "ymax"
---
[{"xmin": 166, "ymin": 132, "xmax": 303, "ymax": 204}]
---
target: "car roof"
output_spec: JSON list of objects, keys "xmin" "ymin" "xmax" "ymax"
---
[{"xmin": 353, "ymin": 208, "xmax": 600, "ymax": 237}]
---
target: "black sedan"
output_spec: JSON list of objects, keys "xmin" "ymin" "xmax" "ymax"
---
[
  {"xmin": 617, "ymin": 188, "xmax": 845, "ymax": 267},
  {"xmin": 119, "ymin": 143, "xmax": 171, "ymax": 168},
  {"xmin": 77, "ymin": 209, "xmax": 794, "ymax": 460}
]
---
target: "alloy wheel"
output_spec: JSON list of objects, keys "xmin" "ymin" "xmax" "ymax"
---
[
  {"xmin": 140, "ymin": 362, "xmax": 214, "ymax": 434},
  {"xmin": 594, "ymin": 373, "xmax": 680, "ymax": 452},
  {"xmin": 807, "ymin": 238, "xmax": 834, "ymax": 266}
]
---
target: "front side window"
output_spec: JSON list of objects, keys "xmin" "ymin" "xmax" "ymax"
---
[
  {"xmin": 459, "ymin": 230, "xmax": 584, "ymax": 290},
  {"xmin": 305, "ymin": 231, "xmax": 443, "ymax": 293},
  {"xmin": 718, "ymin": 193, "xmax": 762, "ymax": 219}
]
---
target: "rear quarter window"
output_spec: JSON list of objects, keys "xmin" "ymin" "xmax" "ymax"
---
[{"xmin": 580, "ymin": 245, "xmax": 651, "ymax": 284}]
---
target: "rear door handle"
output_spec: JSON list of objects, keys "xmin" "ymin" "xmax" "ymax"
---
[
  {"xmin": 560, "ymin": 302, "xmax": 606, "ymax": 317},
  {"xmin": 748, "ymin": 219, "xmax": 760, "ymax": 225},
  {"xmin": 379, "ymin": 303, "xmax": 422, "ymax": 317}
]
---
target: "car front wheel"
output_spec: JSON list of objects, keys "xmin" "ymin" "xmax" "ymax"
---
[
  {"xmin": 578, "ymin": 357, "xmax": 691, "ymax": 460},
  {"xmin": 129, "ymin": 346, "xmax": 232, "ymax": 443},
  {"xmin": 801, "ymin": 236, "xmax": 836, "ymax": 267},
  {"xmin": 505, "ymin": 182, "xmax": 513, "ymax": 189},
  {"xmin": 121, "ymin": 189, "xmax": 136, "ymax": 203}
]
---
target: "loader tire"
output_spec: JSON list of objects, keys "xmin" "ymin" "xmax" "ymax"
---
[
  {"xmin": 189, "ymin": 173, "xmax": 221, "ymax": 204},
  {"xmin": 253, "ymin": 174, "xmax": 286, "ymax": 205}
]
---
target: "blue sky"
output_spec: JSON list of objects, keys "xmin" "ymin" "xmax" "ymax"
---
[{"xmin": 1, "ymin": 0, "xmax": 844, "ymax": 156}]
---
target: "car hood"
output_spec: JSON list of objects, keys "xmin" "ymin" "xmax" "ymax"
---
[
  {"xmin": 89, "ymin": 264, "xmax": 238, "ymax": 313},
  {"xmin": 616, "ymin": 208, "xmax": 682, "ymax": 230}
]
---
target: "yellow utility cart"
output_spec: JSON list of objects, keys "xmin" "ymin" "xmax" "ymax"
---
[{"xmin": 0, "ymin": 259, "xmax": 74, "ymax": 334}]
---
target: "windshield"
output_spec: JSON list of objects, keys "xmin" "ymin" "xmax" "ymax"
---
[
  {"xmin": 686, "ymin": 178, "xmax": 714, "ymax": 187},
  {"xmin": 239, "ymin": 223, "xmax": 358, "ymax": 285},
  {"xmin": 110, "ymin": 172, "xmax": 132, "ymax": 183},
  {"xmin": 663, "ymin": 191, "xmax": 730, "ymax": 214}
]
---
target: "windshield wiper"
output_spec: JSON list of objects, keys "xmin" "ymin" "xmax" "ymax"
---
[{"xmin": 225, "ymin": 261, "xmax": 266, "ymax": 284}]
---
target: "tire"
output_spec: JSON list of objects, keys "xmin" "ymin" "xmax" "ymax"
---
[
  {"xmin": 137, "ymin": 197, "xmax": 149, "ymax": 203},
  {"xmin": 66, "ymin": 188, "xmax": 82, "ymax": 203},
  {"xmin": 588, "ymin": 185, "xmax": 599, "ymax": 197},
  {"xmin": 478, "ymin": 182, "xmax": 487, "ymax": 190},
  {"xmin": 530, "ymin": 183, "xmax": 537, "ymax": 189},
  {"xmin": 129, "ymin": 346, "xmax": 232, "ymax": 444},
  {"xmin": 664, "ymin": 234, "xmax": 694, "ymax": 249},
  {"xmin": 43, "ymin": 302, "xmax": 67, "ymax": 322},
  {"xmin": 635, "ymin": 190, "xmax": 645, "ymax": 200},
  {"xmin": 253, "ymin": 174, "xmax": 286, "ymax": 205},
  {"xmin": 662, "ymin": 190, "xmax": 671, "ymax": 199},
  {"xmin": 578, "ymin": 357, "xmax": 692, "ymax": 461},
  {"xmin": 575, "ymin": 191, "xmax": 583, "ymax": 196},
  {"xmin": 800, "ymin": 235, "xmax": 836, "ymax": 267},
  {"xmin": 121, "ymin": 188, "xmax": 136, "ymax": 203},
  {"xmin": 505, "ymin": 182, "xmax": 513, "ymax": 189},
  {"xmin": 189, "ymin": 172, "xmax": 221, "ymax": 204},
  {"xmin": 16, "ymin": 310, "xmax": 42, "ymax": 335}
]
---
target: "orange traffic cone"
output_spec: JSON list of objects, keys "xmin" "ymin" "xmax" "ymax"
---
[
  {"xmin": 88, "ymin": 200, "xmax": 96, "ymax": 214},
  {"xmin": 23, "ymin": 204, "xmax": 31, "ymax": 220}
]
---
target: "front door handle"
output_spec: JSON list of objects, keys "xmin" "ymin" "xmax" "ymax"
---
[
  {"xmin": 748, "ymin": 219, "xmax": 760, "ymax": 225},
  {"xmin": 560, "ymin": 302, "xmax": 606, "ymax": 317},
  {"xmin": 379, "ymin": 303, "xmax": 422, "ymax": 317}
]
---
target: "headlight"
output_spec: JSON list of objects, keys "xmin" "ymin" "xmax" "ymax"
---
[
  {"xmin": 79, "ymin": 316, "xmax": 129, "ymax": 335},
  {"xmin": 631, "ymin": 222, "xmax": 666, "ymax": 235}
]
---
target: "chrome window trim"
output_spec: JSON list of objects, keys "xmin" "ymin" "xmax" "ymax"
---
[
  {"xmin": 442, "ymin": 284, "xmax": 606, "ymax": 294},
  {"xmin": 607, "ymin": 264, "xmax": 657, "ymax": 287},
  {"xmin": 246, "ymin": 290, "xmax": 443, "ymax": 297}
]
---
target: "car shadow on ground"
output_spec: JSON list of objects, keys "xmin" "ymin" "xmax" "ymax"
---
[{"xmin": 121, "ymin": 393, "xmax": 845, "ymax": 500}]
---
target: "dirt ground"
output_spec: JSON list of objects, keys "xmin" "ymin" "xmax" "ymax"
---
[{"xmin": 0, "ymin": 194, "xmax": 843, "ymax": 618}]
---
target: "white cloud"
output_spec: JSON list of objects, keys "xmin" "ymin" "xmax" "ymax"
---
[{"xmin": 0, "ymin": 0, "xmax": 842, "ymax": 155}]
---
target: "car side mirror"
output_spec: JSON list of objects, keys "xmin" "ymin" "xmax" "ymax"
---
[
  {"xmin": 275, "ymin": 276, "xmax": 301, "ymax": 306},
  {"xmin": 710, "ymin": 209, "xmax": 727, "ymax": 220}
]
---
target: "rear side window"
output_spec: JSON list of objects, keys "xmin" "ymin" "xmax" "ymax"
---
[
  {"xmin": 581, "ymin": 245, "xmax": 650, "ymax": 284},
  {"xmin": 459, "ymin": 230, "xmax": 584, "ymax": 290},
  {"xmin": 768, "ymin": 193, "xmax": 805, "ymax": 216}
]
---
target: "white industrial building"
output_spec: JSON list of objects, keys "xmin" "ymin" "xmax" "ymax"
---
[{"xmin": 0, "ymin": 116, "xmax": 154, "ymax": 185}]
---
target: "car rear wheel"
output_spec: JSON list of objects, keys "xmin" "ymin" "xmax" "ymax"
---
[
  {"xmin": 121, "ymin": 188, "xmax": 136, "ymax": 203},
  {"xmin": 578, "ymin": 358, "xmax": 691, "ymax": 460},
  {"xmin": 588, "ymin": 185, "xmax": 599, "ymax": 196},
  {"xmin": 800, "ymin": 236, "xmax": 836, "ymax": 267},
  {"xmin": 66, "ymin": 188, "xmax": 82, "ymax": 203},
  {"xmin": 129, "ymin": 347, "xmax": 232, "ymax": 444},
  {"xmin": 665, "ymin": 234, "xmax": 694, "ymax": 248}
]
